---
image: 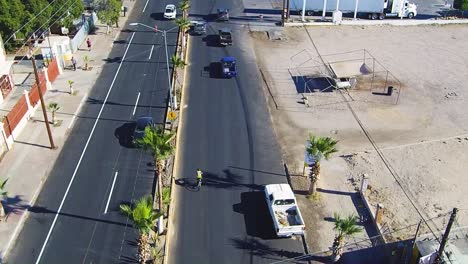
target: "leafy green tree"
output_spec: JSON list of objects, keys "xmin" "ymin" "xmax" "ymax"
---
[
  {"xmin": 0, "ymin": 0, "xmax": 28, "ymax": 49},
  {"xmin": 331, "ymin": 213, "xmax": 362, "ymax": 262},
  {"xmin": 136, "ymin": 126, "xmax": 175, "ymax": 211},
  {"xmin": 50, "ymin": 0, "xmax": 84, "ymax": 22},
  {"xmin": 93, "ymin": 0, "xmax": 122, "ymax": 30},
  {"xmin": 22, "ymin": 0, "xmax": 52, "ymax": 31},
  {"xmin": 454, "ymin": 0, "xmax": 468, "ymax": 17},
  {"xmin": 306, "ymin": 134, "xmax": 338, "ymax": 195},
  {"xmin": 120, "ymin": 195, "xmax": 161, "ymax": 264}
]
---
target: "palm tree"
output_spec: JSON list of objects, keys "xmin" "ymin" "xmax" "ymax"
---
[
  {"xmin": 176, "ymin": 18, "xmax": 191, "ymax": 51},
  {"xmin": 179, "ymin": 0, "xmax": 190, "ymax": 19},
  {"xmin": 306, "ymin": 134, "xmax": 338, "ymax": 195},
  {"xmin": 67, "ymin": 80, "xmax": 74, "ymax": 94},
  {"xmin": 136, "ymin": 126, "xmax": 175, "ymax": 211},
  {"xmin": 47, "ymin": 102, "xmax": 60, "ymax": 125},
  {"xmin": 120, "ymin": 195, "xmax": 161, "ymax": 264},
  {"xmin": 331, "ymin": 213, "xmax": 362, "ymax": 262},
  {"xmin": 0, "ymin": 178, "xmax": 8, "ymax": 217},
  {"xmin": 170, "ymin": 54, "xmax": 186, "ymax": 85}
]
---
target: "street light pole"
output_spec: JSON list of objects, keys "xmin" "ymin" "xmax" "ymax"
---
[
  {"xmin": 162, "ymin": 31, "xmax": 176, "ymax": 110},
  {"xmin": 129, "ymin": 23, "xmax": 177, "ymax": 110}
]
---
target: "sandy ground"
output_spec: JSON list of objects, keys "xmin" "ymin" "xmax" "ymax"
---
[{"xmin": 250, "ymin": 24, "xmax": 468, "ymax": 251}]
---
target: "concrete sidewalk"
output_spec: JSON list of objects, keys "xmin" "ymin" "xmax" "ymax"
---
[{"xmin": 0, "ymin": 1, "xmax": 136, "ymax": 260}]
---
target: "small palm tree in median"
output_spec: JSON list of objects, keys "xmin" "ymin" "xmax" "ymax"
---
[
  {"xmin": 136, "ymin": 126, "xmax": 175, "ymax": 211},
  {"xmin": 179, "ymin": 0, "xmax": 190, "ymax": 19},
  {"xmin": 331, "ymin": 213, "xmax": 362, "ymax": 262},
  {"xmin": 176, "ymin": 17, "xmax": 191, "ymax": 51},
  {"xmin": 120, "ymin": 195, "xmax": 161, "ymax": 264},
  {"xmin": 306, "ymin": 134, "xmax": 338, "ymax": 195},
  {"xmin": 171, "ymin": 54, "xmax": 186, "ymax": 85}
]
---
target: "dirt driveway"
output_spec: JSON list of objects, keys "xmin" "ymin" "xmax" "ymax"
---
[{"xmin": 250, "ymin": 24, "xmax": 468, "ymax": 251}]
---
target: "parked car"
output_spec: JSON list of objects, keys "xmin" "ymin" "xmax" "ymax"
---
[
  {"xmin": 217, "ymin": 8, "xmax": 229, "ymax": 21},
  {"xmin": 191, "ymin": 21, "xmax": 206, "ymax": 35},
  {"xmin": 133, "ymin": 116, "xmax": 154, "ymax": 144},
  {"xmin": 164, "ymin": 4, "xmax": 177, "ymax": 19}
]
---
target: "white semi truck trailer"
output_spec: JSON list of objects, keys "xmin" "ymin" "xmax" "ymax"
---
[{"xmin": 289, "ymin": 0, "xmax": 417, "ymax": 19}]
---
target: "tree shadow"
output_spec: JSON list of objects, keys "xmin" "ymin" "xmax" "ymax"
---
[
  {"xmin": 103, "ymin": 57, "xmax": 122, "ymax": 63},
  {"xmin": 317, "ymin": 188, "xmax": 380, "ymax": 241},
  {"xmin": 203, "ymin": 169, "xmax": 263, "ymax": 190},
  {"xmin": 2, "ymin": 195, "xmax": 28, "ymax": 217},
  {"xmin": 29, "ymin": 205, "xmax": 129, "ymax": 226},
  {"xmin": 118, "ymin": 254, "xmax": 139, "ymax": 264},
  {"xmin": 86, "ymin": 97, "xmax": 166, "ymax": 110},
  {"xmin": 230, "ymin": 237, "xmax": 306, "ymax": 262}
]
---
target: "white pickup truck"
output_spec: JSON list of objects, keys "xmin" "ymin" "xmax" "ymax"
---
[{"xmin": 264, "ymin": 184, "xmax": 305, "ymax": 237}]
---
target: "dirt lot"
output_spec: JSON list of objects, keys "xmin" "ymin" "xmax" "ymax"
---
[{"xmin": 250, "ymin": 24, "xmax": 468, "ymax": 251}]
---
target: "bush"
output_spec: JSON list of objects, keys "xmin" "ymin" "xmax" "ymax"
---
[{"xmin": 453, "ymin": 0, "xmax": 468, "ymax": 10}]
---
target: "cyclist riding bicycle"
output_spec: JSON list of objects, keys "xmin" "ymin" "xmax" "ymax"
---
[{"xmin": 196, "ymin": 169, "xmax": 203, "ymax": 187}]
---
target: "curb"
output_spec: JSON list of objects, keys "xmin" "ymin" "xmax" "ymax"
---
[
  {"xmin": 285, "ymin": 18, "xmax": 468, "ymax": 27},
  {"xmin": 162, "ymin": 32, "xmax": 191, "ymax": 264}
]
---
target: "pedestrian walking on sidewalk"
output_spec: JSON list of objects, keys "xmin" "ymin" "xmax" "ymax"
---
[
  {"xmin": 86, "ymin": 38, "xmax": 92, "ymax": 51},
  {"xmin": 71, "ymin": 56, "xmax": 77, "ymax": 71}
]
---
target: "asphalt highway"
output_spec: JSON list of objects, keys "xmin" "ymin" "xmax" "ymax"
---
[
  {"xmin": 167, "ymin": 0, "xmax": 306, "ymax": 263},
  {"xmin": 6, "ymin": 0, "xmax": 177, "ymax": 263}
]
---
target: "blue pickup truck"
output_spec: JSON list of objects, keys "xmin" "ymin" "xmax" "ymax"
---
[{"xmin": 221, "ymin": 57, "xmax": 237, "ymax": 78}]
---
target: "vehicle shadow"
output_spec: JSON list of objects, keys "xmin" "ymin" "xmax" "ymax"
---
[
  {"xmin": 202, "ymin": 34, "xmax": 222, "ymax": 47},
  {"xmin": 232, "ymin": 191, "xmax": 276, "ymax": 239},
  {"xmin": 150, "ymin": 12, "xmax": 165, "ymax": 21},
  {"xmin": 114, "ymin": 122, "xmax": 136, "ymax": 148},
  {"xmin": 204, "ymin": 62, "xmax": 223, "ymax": 79}
]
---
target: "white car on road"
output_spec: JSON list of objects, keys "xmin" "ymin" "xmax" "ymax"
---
[{"xmin": 164, "ymin": 4, "xmax": 176, "ymax": 19}]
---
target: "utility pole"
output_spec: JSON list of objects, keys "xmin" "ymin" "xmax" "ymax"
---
[
  {"xmin": 281, "ymin": 0, "xmax": 286, "ymax": 26},
  {"xmin": 30, "ymin": 53, "xmax": 55, "ymax": 149},
  {"xmin": 436, "ymin": 208, "xmax": 458, "ymax": 263}
]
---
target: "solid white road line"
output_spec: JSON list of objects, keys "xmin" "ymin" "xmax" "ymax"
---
[
  {"xmin": 35, "ymin": 32, "xmax": 136, "ymax": 264},
  {"xmin": 104, "ymin": 171, "xmax": 119, "ymax": 214},
  {"xmin": 133, "ymin": 92, "xmax": 141, "ymax": 116},
  {"xmin": 143, "ymin": 0, "xmax": 150, "ymax": 12},
  {"xmin": 149, "ymin": 45, "xmax": 154, "ymax": 60}
]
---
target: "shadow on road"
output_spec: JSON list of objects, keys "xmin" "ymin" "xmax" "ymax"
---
[
  {"xmin": 232, "ymin": 191, "xmax": 276, "ymax": 239},
  {"xmin": 230, "ymin": 237, "xmax": 305, "ymax": 262},
  {"xmin": 202, "ymin": 34, "xmax": 222, "ymax": 47},
  {"xmin": 114, "ymin": 122, "xmax": 136, "ymax": 148},
  {"xmin": 175, "ymin": 178, "xmax": 200, "ymax": 192}
]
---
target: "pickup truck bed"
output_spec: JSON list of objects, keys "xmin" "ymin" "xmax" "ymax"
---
[{"xmin": 265, "ymin": 184, "xmax": 305, "ymax": 237}]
